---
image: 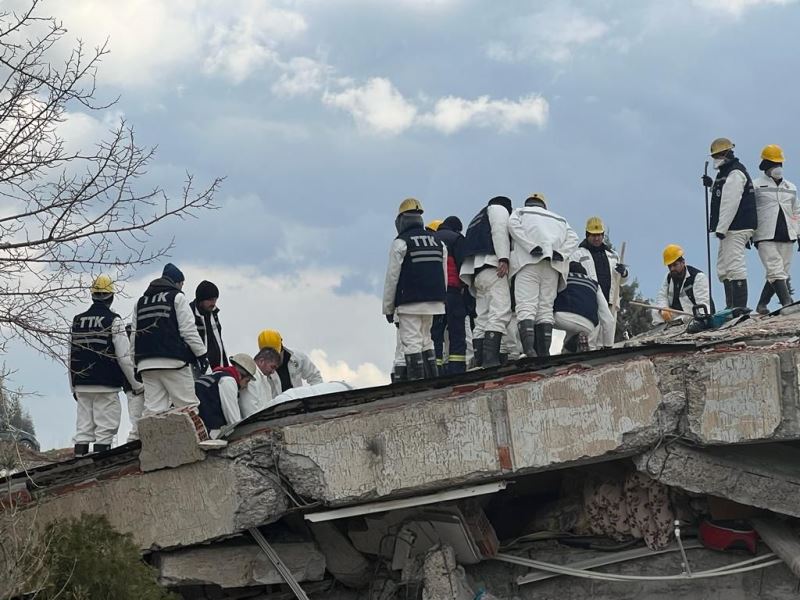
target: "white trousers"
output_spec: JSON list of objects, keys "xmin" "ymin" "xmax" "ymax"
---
[
  {"xmin": 757, "ymin": 241, "xmax": 794, "ymax": 281},
  {"xmin": 74, "ymin": 391, "xmax": 121, "ymax": 445},
  {"xmin": 514, "ymin": 262, "xmax": 559, "ymax": 324},
  {"xmin": 473, "ymin": 267, "xmax": 512, "ymax": 337},
  {"xmin": 717, "ymin": 230, "xmax": 754, "ymax": 281},
  {"xmin": 555, "ymin": 312, "xmax": 595, "ymax": 336},
  {"xmin": 501, "ymin": 315, "xmax": 521, "ymax": 358},
  {"xmin": 125, "ymin": 390, "xmax": 144, "ymax": 441},
  {"xmin": 141, "ymin": 366, "xmax": 198, "ymax": 418},
  {"xmin": 398, "ymin": 314, "xmax": 434, "ymax": 354},
  {"xmin": 393, "ymin": 327, "xmax": 405, "ymax": 367}
]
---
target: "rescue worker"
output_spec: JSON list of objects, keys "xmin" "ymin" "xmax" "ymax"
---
[
  {"xmin": 70, "ymin": 275, "xmax": 143, "ymax": 455},
  {"xmin": 131, "ymin": 263, "xmax": 208, "ymax": 417},
  {"xmin": 702, "ymin": 137, "xmax": 757, "ymax": 308},
  {"xmin": 571, "ymin": 217, "xmax": 627, "ymax": 347},
  {"xmin": 431, "ymin": 216, "xmax": 469, "ymax": 374},
  {"xmin": 554, "ymin": 262, "xmax": 616, "ymax": 352},
  {"xmin": 256, "ymin": 329, "xmax": 323, "ymax": 390},
  {"xmin": 122, "ymin": 323, "xmax": 144, "ymax": 442},
  {"xmin": 508, "ymin": 193, "xmax": 579, "ymax": 357},
  {"xmin": 239, "ymin": 347, "xmax": 282, "ymax": 417},
  {"xmin": 382, "ymin": 198, "xmax": 447, "ymax": 380},
  {"xmin": 460, "ymin": 196, "xmax": 512, "ymax": 368},
  {"xmin": 190, "ymin": 280, "xmax": 228, "ymax": 371},
  {"xmin": 195, "ymin": 353, "xmax": 256, "ymax": 438},
  {"xmin": 653, "ymin": 245, "xmax": 711, "ymax": 323},
  {"xmin": 753, "ymin": 144, "xmax": 799, "ymax": 313}
]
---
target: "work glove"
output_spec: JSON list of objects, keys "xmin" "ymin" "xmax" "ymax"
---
[
  {"xmin": 195, "ymin": 355, "xmax": 209, "ymax": 375},
  {"xmin": 530, "ymin": 246, "xmax": 543, "ymax": 257},
  {"xmin": 615, "ymin": 263, "xmax": 628, "ymax": 275},
  {"xmin": 385, "ymin": 314, "xmax": 394, "ymax": 324},
  {"xmin": 552, "ymin": 251, "xmax": 564, "ymax": 262},
  {"xmin": 702, "ymin": 175, "xmax": 714, "ymax": 188},
  {"xmin": 715, "ymin": 232, "xmax": 725, "ymax": 240},
  {"xmin": 659, "ymin": 309, "xmax": 673, "ymax": 322}
]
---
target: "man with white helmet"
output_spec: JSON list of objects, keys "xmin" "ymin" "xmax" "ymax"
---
[
  {"xmin": 194, "ymin": 353, "xmax": 256, "ymax": 438},
  {"xmin": 653, "ymin": 245, "xmax": 711, "ymax": 324},
  {"xmin": 753, "ymin": 144, "xmax": 799, "ymax": 313},
  {"xmin": 69, "ymin": 275, "xmax": 143, "ymax": 455}
]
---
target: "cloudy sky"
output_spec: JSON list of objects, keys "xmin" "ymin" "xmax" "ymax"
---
[{"xmin": 8, "ymin": 0, "xmax": 800, "ymax": 449}]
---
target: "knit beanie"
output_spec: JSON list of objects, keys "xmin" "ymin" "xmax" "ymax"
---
[
  {"xmin": 195, "ymin": 280, "xmax": 219, "ymax": 302},
  {"xmin": 162, "ymin": 263, "xmax": 185, "ymax": 284}
]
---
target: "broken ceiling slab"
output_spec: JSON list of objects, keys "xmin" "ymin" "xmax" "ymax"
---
[
  {"xmin": 635, "ymin": 443, "xmax": 800, "ymax": 518},
  {"xmin": 138, "ymin": 408, "xmax": 207, "ymax": 472}
]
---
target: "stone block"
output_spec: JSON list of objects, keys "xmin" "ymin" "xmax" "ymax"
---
[{"xmin": 138, "ymin": 408, "xmax": 207, "ymax": 472}]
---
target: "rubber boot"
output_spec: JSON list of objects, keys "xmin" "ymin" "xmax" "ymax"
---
[
  {"xmin": 534, "ymin": 323, "xmax": 553, "ymax": 357},
  {"xmin": 499, "ymin": 353, "xmax": 509, "ymax": 366},
  {"xmin": 723, "ymin": 279, "xmax": 733, "ymax": 309},
  {"xmin": 773, "ymin": 279, "xmax": 793, "ymax": 307},
  {"xmin": 422, "ymin": 349, "xmax": 439, "ymax": 378},
  {"xmin": 446, "ymin": 361, "xmax": 466, "ymax": 375},
  {"xmin": 730, "ymin": 279, "xmax": 748, "ymax": 309},
  {"xmin": 74, "ymin": 443, "xmax": 90, "ymax": 457},
  {"xmin": 405, "ymin": 353, "xmax": 425, "ymax": 381},
  {"xmin": 392, "ymin": 366, "xmax": 408, "ymax": 383},
  {"xmin": 518, "ymin": 319, "xmax": 537, "ymax": 358},
  {"xmin": 92, "ymin": 443, "xmax": 111, "ymax": 453},
  {"xmin": 482, "ymin": 331, "xmax": 503, "ymax": 368},
  {"xmin": 472, "ymin": 338, "xmax": 484, "ymax": 368},
  {"xmin": 756, "ymin": 282, "xmax": 774, "ymax": 315}
]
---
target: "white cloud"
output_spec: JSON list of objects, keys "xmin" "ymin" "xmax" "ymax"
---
[
  {"xmin": 692, "ymin": 0, "xmax": 796, "ymax": 17},
  {"xmin": 323, "ymin": 77, "xmax": 418, "ymax": 135},
  {"xmin": 309, "ymin": 350, "xmax": 387, "ymax": 388},
  {"xmin": 324, "ymin": 78, "xmax": 549, "ymax": 136},
  {"xmin": 272, "ymin": 57, "xmax": 334, "ymax": 97}
]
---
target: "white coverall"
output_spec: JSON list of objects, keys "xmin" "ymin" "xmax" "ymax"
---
[
  {"xmin": 571, "ymin": 244, "xmax": 627, "ymax": 349},
  {"xmin": 508, "ymin": 206, "xmax": 579, "ymax": 324},
  {"xmin": 460, "ymin": 205, "xmax": 512, "ymax": 338},
  {"xmin": 131, "ymin": 292, "xmax": 206, "ymax": 417},
  {"xmin": 715, "ymin": 169, "xmax": 755, "ymax": 281},
  {"xmin": 652, "ymin": 268, "xmax": 711, "ymax": 324},
  {"xmin": 239, "ymin": 368, "xmax": 275, "ymax": 418},
  {"xmin": 383, "ymin": 239, "xmax": 447, "ymax": 354},
  {"xmin": 125, "ymin": 389, "xmax": 144, "ymax": 442},
  {"xmin": 553, "ymin": 279, "xmax": 616, "ymax": 348},
  {"xmin": 754, "ymin": 174, "xmax": 800, "ymax": 282},
  {"xmin": 73, "ymin": 316, "xmax": 144, "ymax": 446},
  {"xmin": 207, "ymin": 375, "xmax": 242, "ymax": 438}
]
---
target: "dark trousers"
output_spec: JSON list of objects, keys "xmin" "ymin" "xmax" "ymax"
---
[{"xmin": 431, "ymin": 288, "xmax": 468, "ymax": 368}]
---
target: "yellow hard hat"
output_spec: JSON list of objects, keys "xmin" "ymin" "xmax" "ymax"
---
[
  {"xmin": 426, "ymin": 219, "xmax": 443, "ymax": 231},
  {"xmin": 398, "ymin": 197, "xmax": 423, "ymax": 215},
  {"xmin": 710, "ymin": 137, "xmax": 734, "ymax": 156},
  {"xmin": 257, "ymin": 329, "xmax": 283, "ymax": 352},
  {"xmin": 585, "ymin": 216, "xmax": 605, "ymax": 235},
  {"xmin": 662, "ymin": 244, "xmax": 684, "ymax": 266},
  {"xmin": 761, "ymin": 144, "xmax": 785, "ymax": 163},
  {"xmin": 526, "ymin": 192, "xmax": 547, "ymax": 206},
  {"xmin": 90, "ymin": 274, "xmax": 115, "ymax": 295}
]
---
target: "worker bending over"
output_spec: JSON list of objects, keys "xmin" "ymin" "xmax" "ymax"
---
[
  {"xmin": 195, "ymin": 353, "xmax": 256, "ymax": 438},
  {"xmin": 653, "ymin": 245, "xmax": 711, "ymax": 323},
  {"xmin": 256, "ymin": 329, "xmax": 323, "ymax": 391},
  {"xmin": 554, "ymin": 262, "xmax": 616, "ymax": 352}
]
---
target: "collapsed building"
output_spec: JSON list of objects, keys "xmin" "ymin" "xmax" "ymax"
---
[{"xmin": 5, "ymin": 309, "xmax": 800, "ymax": 599}]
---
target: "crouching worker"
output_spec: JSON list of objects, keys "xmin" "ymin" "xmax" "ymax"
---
[
  {"xmin": 554, "ymin": 262, "xmax": 616, "ymax": 353},
  {"xmin": 653, "ymin": 244, "xmax": 711, "ymax": 324},
  {"xmin": 195, "ymin": 353, "xmax": 257, "ymax": 438}
]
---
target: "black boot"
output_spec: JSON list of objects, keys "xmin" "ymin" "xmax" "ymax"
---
[
  {"xmin": 445, "ymin": 361, "xmax": 466, "ymax": 375},
  {"xmin": 730, "ymin": 279, "xmax": 749, "ymax": 309},
  {"xmin": 499, "ymin": 353, "xmax": 509, "ymax": 366},
  {"xmin": 472, "ymin": 338, "xmax": 484, "ymax": 368},
  {"xmin": 756, "ymin": 281, "xmax": 774, "ymax": 315},
  {"xmin": 518, "ymin": 319, "xmax": 536, "ymax": 357},
  {"xmin": 92, "ymin": 443, "xmax": 111, "ymax": 453},
  {"xmin": 534, "ymin": 323, "xmax": 553, "ymax": 357},
  {"xmin": 482, "ymin": 331, "xmax": 502, "ymax": 368},
  {"xmin": 773, "ymin": 279, "xmax": 793, "ymax": 307},
  {"xmin": 392, "ymin": 365, "xmax": 408, "ymax": 383},
  {"xmin": 422, "ymin": 349, "xmax": 439, "ymax": 378},
  {"xmin": 723, "ymin": 279, "xmax": 733, "ymax": 309},
  {"xmin": 74, "ymin": 443, "xmax": 90, "ymax": 457},
  {"xmin": 405, "ymin": 353, "xmax": 425, "ymax": 381}
]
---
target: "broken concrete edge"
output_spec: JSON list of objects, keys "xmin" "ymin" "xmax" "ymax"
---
[{"xmin": 138, "ymin": 408, "xmax": 208, "ymax": 473}]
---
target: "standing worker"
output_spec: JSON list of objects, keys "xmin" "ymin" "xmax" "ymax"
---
[
  {"xmin": 256, "ymin": 329, "xmax": 323, "ymax": 390},
  {"xmin": 382, "ymin": 198, "xmax": 447, "ymax": 379},
  {"xmin": 190, "ymin": 280, "xmax": 228, "ymax": 371},
  {"xmin": 69, "ymin": 275, "xmax": 143, "ymax": 455},
  {"xmin": 571, "ymin": 216, "xmax": 627, "ymax": 346},
  {"xmin": 554, "ymin": 262, "xmax": 616, "ymax": 352},
  {"xmin": 131, "ymin": 263, "xmax": 208, "ymax": 417},
  {"xmin": 460, "ymin": 196, "xmax": 513, "ymax": 368},
  {"xmin": 508, "ymin": 193, "xmax": 579, "ymax": 357},
  {"xmin": 431, "ymin": 216, "xmax": 469, "ymax": 374},
  {"xmin": 702, "ymin": 138, "xmax": 757, "ymax": 308},
  {"xmin": 753, "ymin": 144, "xmax": 799, "ymax": 313},
  {"xmin": 653, "ymin": 245, "xmax": 711, "ymax": 323},
  {"xmin": 195, "ymin": 353, "xmax": 257, "ymax": 438}
]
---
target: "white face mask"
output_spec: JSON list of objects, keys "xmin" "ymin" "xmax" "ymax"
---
[
  {"xmin": 769, "ymin": 166, "xmax": 784, "ymax": 180},
  {"xmin": 713, "ymin": 157, "xmax": 726, "ymax": 169}
]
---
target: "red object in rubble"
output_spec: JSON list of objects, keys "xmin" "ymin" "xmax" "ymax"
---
[{"xmin": 699, "ymin": 520, "xmax": 758, "ymax": 554}]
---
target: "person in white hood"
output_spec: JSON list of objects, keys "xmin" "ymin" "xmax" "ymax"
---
[{"xmin": 508, "ymin": 193, "xmax": 579, "ymax": 357}]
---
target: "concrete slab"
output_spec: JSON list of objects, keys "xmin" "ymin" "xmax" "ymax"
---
[{"xmin": 138, "ymin": 408, "xmax": 207, "ymax": 472}]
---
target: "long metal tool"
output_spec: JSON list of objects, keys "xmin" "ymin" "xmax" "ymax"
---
[
  {"xmin": 249, "ymin": 528, "xmax": 310, "ymax": 600},
  {"xmin": 704, "ymin": 160, "xmax": 715, "ymax": 309},
  {"xmin": 611, "ymin": 241, "xmax": 627, "ymax": 320},
  {"xmin": 629, "ymin": 300, "xmax": 693, "ymax": 317}
]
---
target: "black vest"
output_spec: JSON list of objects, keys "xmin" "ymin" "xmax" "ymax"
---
[
  {"xmin": 554, "ymin": 274, "xmax": 601, "ymax": 326},
  {"xmin": 710, "ymin": 159, "xmax": 757, "ymax": 232},
  {"xmin": 195, "ymin": 371, "xmax": 233, "ymax": 431},
  {"xmin": 394, "ymin": 228, "xmax": 446, "ymax": 305},
  {"xmin": 668, "ymin": 265, "xmax": 706, "ymax": 310},
  {"xmin": 134, "ymin": 278, "xmax": 193, "ymax": 364},
  {"xmin": 190, "ymin": 301, "xmax": 228, "ymax": 369},
  {"xmin": 462, "ymin": 207, "xmax": 494, "ymax": 258},
  {"xmin": 70, "ymin": 301, "xmax": 125, "ymax": 387}
]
